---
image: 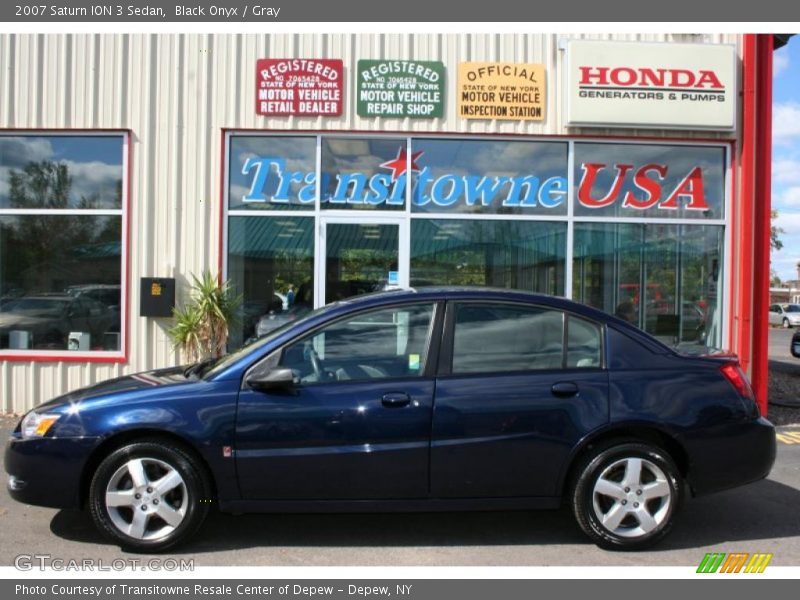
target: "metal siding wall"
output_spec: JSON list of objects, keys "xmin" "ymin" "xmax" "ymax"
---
[{"xmin": 0, "ymin": 33, "xmax": 742, "ymax": 413}]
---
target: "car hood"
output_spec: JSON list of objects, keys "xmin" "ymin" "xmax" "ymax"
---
[{"xmin": 36, "ymin": 365, "xmax": 193, "ymax": 412}]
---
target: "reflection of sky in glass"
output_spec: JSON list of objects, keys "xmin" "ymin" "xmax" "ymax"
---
[
  {"xmin": 574, "ymin": 144, "xmax": 725, "ymax": 220},
  {"xmin": 228, "ymin": 136, "xmax": 316, "ymax": 211},
  {"xmin": 321, "ymin": 138, "xmax": 406, "ymax": 211},
  {"xmin": 0, "ymin": 136, "xmax": 124, "ymax": 209},
  {"xmin": 410, "ymin": 140, "xmax": 568, "ymax": 215}
]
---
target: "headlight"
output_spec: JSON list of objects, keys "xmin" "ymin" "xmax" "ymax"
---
[{"xmin": 20, "ymin": 412, "xmax": 61, "ymax": 439}]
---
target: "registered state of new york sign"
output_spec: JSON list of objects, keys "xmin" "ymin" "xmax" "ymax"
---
[
  {"xmin": 356, "ymin": 60, "xmax": 446, "ymax": 118},
  {"xmin": 256, "ymin": 58, "xmax": 344, "ymax": 117}
]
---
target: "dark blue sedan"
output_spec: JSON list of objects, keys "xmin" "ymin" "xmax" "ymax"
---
[{"xmin": 5, "ymin": 288, "xmax": 776, "ymax": 552}]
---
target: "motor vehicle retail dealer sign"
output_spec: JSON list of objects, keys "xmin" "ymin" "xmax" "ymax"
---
[
  {"xmin": 357, "ymin": 60, "xmax": 445, "ymax": 118},
  {"xmin": 256, "ymin": 59, "xmax": 343, "ymax": 117},
  {"xmin": 564, "ymin": 41, "xmax": 736, "ymax": 130}
]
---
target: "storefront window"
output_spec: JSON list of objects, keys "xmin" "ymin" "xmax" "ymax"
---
[
  {"xmin": 410, "ymin": 219, "xmax": 565, "ymax": 295},
  {"xmin": 227, "ymin": 216, "xmax": 315, "ymax": 347},
  {"xmin": 0, "ymin": 134, "xmax": 125, "ymax": 355},
  {"xmin": 572, "ymin": 222, "xmax": 724, "ymax": 351},
  {"xmin": 321, "ymin": 137, "xmax": 407, "ymax": 210},
  {"xmin": 228, "ymin": 136, "xmax": 316, "ymax": 211},
  {"xmin": 410, "ymin": 139, "xmax": 568, "ymax": 215},
  {"xmin": 574, "ymin": 143, "xmax": 726, "ymax": 220}
]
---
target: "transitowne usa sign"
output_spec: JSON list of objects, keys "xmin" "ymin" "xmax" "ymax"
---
[{"xmin": 564, "ymin": 40, "xmax": 737, "ymax": 130}]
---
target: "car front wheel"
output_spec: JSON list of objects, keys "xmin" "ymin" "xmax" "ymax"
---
[
  {"xmin": 571, "ymin": 442, "xmax": 682, "ymax": 550},
  {"xmin": 783, "ymin": 318, "xmax": 791, "ymax": 328},
  {"xmin": 89, "ymin": 440, "xmax": 211, "ymax": 552}
]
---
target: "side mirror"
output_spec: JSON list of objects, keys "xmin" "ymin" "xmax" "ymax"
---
[{"xmin": 246, "ymin": 367, "xmax": 296, "ymax": 391}]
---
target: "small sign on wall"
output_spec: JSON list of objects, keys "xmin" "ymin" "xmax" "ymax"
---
[
  {"xmin": 256, "ymin": 58, "xmax": 344, "ymax": 117},
  {"xmin": 457, "ymin": 62, "xmax": 546, "ymax": 121},
  {"xmin": 357, "ymin": 60, "xmax": 445, "ymax": 118}
]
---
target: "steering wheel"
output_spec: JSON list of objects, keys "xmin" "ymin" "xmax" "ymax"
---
[{"xmin": 304, "ymin": 343, "xmax": 324, "ymax": 380}]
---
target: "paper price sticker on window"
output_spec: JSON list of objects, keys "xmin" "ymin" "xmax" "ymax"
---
[{"xmin": 408, "ymin": 354, "xmax": 421, "ymax": 371}]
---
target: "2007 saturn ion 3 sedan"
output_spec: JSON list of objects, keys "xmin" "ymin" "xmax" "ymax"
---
[{"xmin": 5, "ymin": 288, "xmax": 776, "ymax": 552}]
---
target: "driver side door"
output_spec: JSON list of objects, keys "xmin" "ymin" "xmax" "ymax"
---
[{"xmin": 235, "ymin": 301, "xmax": 441, "ymax": 500}]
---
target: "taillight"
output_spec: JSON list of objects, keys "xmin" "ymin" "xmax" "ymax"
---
[{"xmin": 720, "ymin": 362, "xmax": 756, "ymax": 403}]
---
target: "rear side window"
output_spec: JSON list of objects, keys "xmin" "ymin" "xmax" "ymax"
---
[
  {"xmin": 567, "ymin": 316, "xmax": 602, "ymax": 368},
  {"xmin": 451, "ymin": 303, "xmax": 565, "ymax": 374}
]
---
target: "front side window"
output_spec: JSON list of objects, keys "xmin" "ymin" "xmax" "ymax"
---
[
  {"xmin": 451, "ymin": 303, "xmax": 565, "ymax": 374},
  {"xmin": 0, "ymin": 134, "xmax": 126, "ymax": 355},
  {"xmin": 280, "ymin": 303, "xmax": 435, "ymax": 384}
]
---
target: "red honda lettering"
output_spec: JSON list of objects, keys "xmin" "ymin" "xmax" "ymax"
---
[
  {"xmin": 695, "ymin": 70, "xmax": 724, "ymax": 89},
  {"xmin": 579, "ymin": 66, "xmax": 609, "ymax": 85},
  {"xmin": 660, "ymin": 167, "xmax": 709, "ymax": 210},
  {"xmin": 578, "ymin": 163, "xmax": 634, "ymax": 208},
  {"xmin": 668, "ymin": 69, "xmax": 696, "ymax": 88},
  {"xmin": 622, "ymin": 164, "xmax": 668, "ymax": 209},
  {"xmin": 610, "ymin": 68, "xmax": 637, "ymax": 86}
]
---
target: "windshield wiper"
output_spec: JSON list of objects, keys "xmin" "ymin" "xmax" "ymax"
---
[{"xmin": 183, "ymin": 357, "xmax": 217, "ymax": 378}]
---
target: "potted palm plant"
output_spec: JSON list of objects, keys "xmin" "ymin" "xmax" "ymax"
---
[{"xmin": 168, "ymin": 272, "xmax": 242, "ymax": 363}]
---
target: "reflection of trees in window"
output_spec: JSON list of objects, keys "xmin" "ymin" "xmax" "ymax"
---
[{"xmin": 2, "ymin": 160, "xmax": 121, "ymax": 298}]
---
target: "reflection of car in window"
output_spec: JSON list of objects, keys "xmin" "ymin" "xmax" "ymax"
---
[{"xmin": 0, "ymin": 294, "xmax": 115, "ymax": 350}]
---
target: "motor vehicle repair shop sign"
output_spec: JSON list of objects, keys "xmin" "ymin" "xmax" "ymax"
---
[{"xmin": 357, "ymin": 60, "xmax": 445, "ymax": 118}]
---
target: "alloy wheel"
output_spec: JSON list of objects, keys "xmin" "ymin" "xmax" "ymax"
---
[
  {"xmin": 591, "ymin": 457, "xmax": 672, "ymax": 539},
  {"xmin": 104, "ymin": 457, "xmax": 188, "ymax": 541}
]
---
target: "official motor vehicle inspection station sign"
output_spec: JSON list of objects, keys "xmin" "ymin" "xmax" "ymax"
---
[
  {"xmin": 357, "ymin": 60, "xmax": 445, "ymax": 118},
  {"xmin": 256, "ymin": 58, "xmax": 344, "ymax": 116},
  {"xmin": 564, "ymin": 40, "xmax": 737, "ymax": 130},
  {"xmin": 457, "ymin": 62, "xmax": 546, "ymax": 121}
]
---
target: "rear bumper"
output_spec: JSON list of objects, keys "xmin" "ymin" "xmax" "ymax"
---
[
  {"xmin": 682, "ymin": 417, "xmax": 776, "ymax": 496},
  {"xmin": 4, "ymin": 434, "xmax": 99, "ymax": 509}
]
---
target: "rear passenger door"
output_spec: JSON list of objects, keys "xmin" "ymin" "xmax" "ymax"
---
[{"xmin": 430, "ymin": 301, "xmax": 609, "ymax": 498}]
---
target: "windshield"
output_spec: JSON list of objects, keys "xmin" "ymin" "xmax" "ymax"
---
[
  {"xmin": 200, "ymin": 304, "xmax": 333, "ymax": 379},
  {"xmin": 786, "ymin": 305, "xmax": 800, "ymax": 313}
]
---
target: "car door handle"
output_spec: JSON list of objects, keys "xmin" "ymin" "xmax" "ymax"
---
[
  {"xmin": 382, "ymin": 392, "xmax": 411, "ymax": 408},
  {"xmin": 551, "ymin": 382, "xmax": 579, "ymax": 397}
]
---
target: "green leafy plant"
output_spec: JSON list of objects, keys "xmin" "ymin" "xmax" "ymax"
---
[{"xmin": 168, "ymin": 272, "xmax": 242, "ymax": 363}]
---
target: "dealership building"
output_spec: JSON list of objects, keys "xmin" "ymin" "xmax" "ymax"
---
[{"xmin": 0, "ymin": 33, "xmax": 781, "ymax": 414}]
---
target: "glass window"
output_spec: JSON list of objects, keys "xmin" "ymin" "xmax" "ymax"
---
[
  {"xmin": 410, "ymin": 219, "xmax": 565, "ymax": 295},
  {"xmin": 227, "ymin": 216, "xmax": 315, "ymax": 348},
  {"xmin": 572, "ymin": 223, "xmax": 724, "ymax": 352},
  {"xmin": 0, "ymin": 215, "xmax": 122, "ymax": 351},
  {"xmin": 0, "ymin": 136, "xmax": 123, "ymax": 209},
  {"xmin": 0, "ymin": 134, "xmax": 126, "ymax": 355},
  {"xmin": 574, "ymin": 143, "xmax": 725, "ymax": 220},
  {"xmin": 321, "ymin": 137, "xmax": 406, "ymax": 210},
  {"xmin": 228, "ymin": 136, "xmax": 316, "ymax": 211},
  {"xmin": 410, "ymin": 139, "xmax": 568, "ymax": 215},
  {"xmin": 280, "ymin": 303, "xmax": 435, "ymax": 384},
  {"xmin": 451, "ymin": 303, "xmax": 564, "ymax": 374},
  {"xmin": 567, "ymin": 316, "xmax": 602, "ymax": 368}
]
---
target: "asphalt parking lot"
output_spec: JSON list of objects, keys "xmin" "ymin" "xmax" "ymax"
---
[{"xmin": 1, "ymin": 413, "xmax": 799, "ymax": 567}]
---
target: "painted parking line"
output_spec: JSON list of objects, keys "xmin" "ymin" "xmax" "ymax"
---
[{"xmin": 776, "ymin": 430, "xmax": 800, "ymax": 445}]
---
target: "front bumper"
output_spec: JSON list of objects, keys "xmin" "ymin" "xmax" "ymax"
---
[
  {"xmin": 4, "ymin": 433, "xmax": 100, "ymax": 509},
  {"xmin": 682, "ymin": 416, "xmax": 776, "ymax": 497}
]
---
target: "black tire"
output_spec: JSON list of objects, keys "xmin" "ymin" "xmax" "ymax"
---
[
  {"xmin": 783, "ymin": 318, "xmax": 791, "ymax": 329},
  {"xmin": 570, "ymin": 442, "xmax": 682, "ymax": 551},
  {"xmin": 89, "ymin": 440, "xmax": 211, "ymax": 553}
]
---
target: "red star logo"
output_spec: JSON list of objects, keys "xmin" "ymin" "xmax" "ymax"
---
[{"xmin": 379, "ymin": 148, "xmax": 424, "ymax": 181}]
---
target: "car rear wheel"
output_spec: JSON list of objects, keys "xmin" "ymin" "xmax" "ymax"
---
[
  {"xmin": 571, "ymin": 442, "xmax": 682, "ymax": 550},
  {"xmin": 89, "ymin": 440, "xmax": 211, "ymax": 552}
]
